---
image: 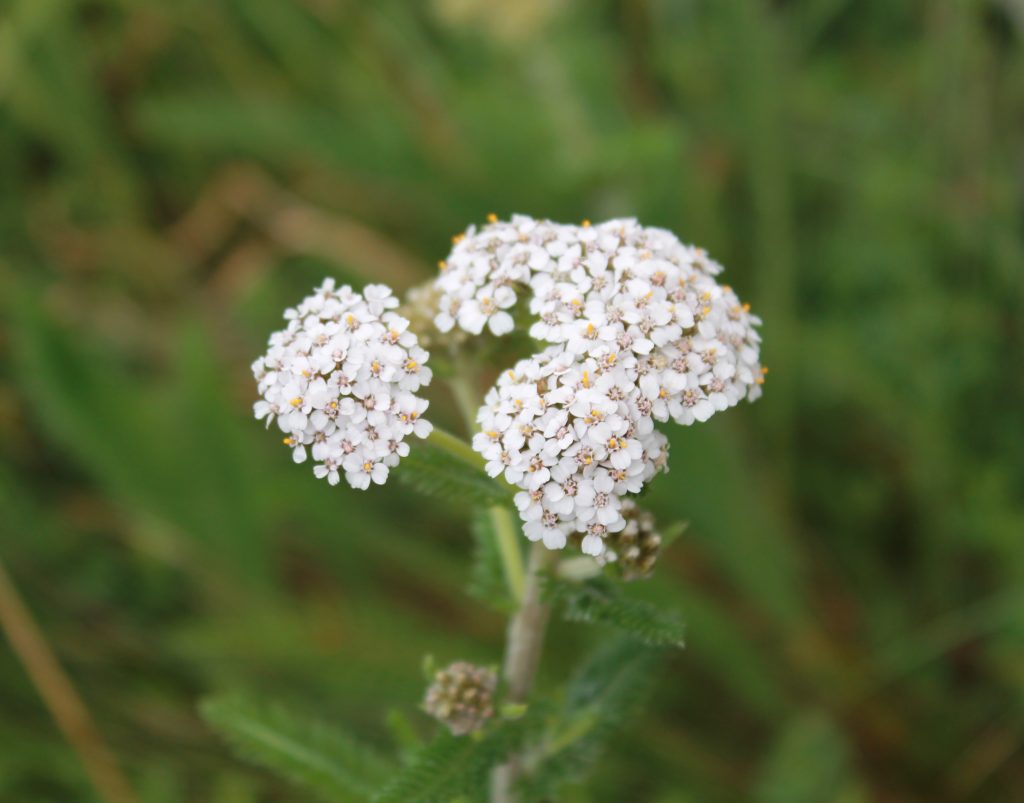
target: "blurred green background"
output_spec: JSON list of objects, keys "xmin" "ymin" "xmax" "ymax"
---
[{"xmin": 2, "ymin": 0, "xmax": 1023, "ymax": 800}]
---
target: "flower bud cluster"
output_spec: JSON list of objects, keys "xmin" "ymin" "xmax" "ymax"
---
[
  {"xmin": 423, "ymin": 661, "xmax": 497, "ymax": 736},
  {"xmin": 253, "ymin": 279, "xmax": 433, "ymax": 490},
  {"xmin": 399, "ymin": 281, "xmax": 468, "ymax": 351},
  {"xmin": 596, "ymin": 499, "xmax": 662, "ymax": 580}
]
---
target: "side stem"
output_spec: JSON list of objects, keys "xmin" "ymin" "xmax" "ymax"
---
[
  {"xmin": 491, "ymin": 541, "xmax": 556, "ymax": 802},
  {"xmin": 444, "ymin": 374, "xmax": 526, "ymax": 601},
  {"xmin": 490, "ymin": 506, "xmax": 526, "ymax": 604}
]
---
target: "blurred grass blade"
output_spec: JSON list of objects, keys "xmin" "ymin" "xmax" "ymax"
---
[
  {"xmin": 202, "ymin": 695, "xmax": 393, "ymax": 803},
  {"xmin": 754, "ymin": 712, "xmax": 866, "ymax": 803}
]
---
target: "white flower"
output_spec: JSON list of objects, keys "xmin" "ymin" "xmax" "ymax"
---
[
  {"xmin": 523, "ymin": 508, "xmax": 569, "ymax": 549},
  {"xmin": 253, "ymin": 280, "xmax": 433, "ymax": 490},
  {"xmin": 473, "ymin": 344, "xmax": 666, "ymax": 557},
  {"xmin": 446, "ymin": 215, "xmax": 765, "ymax": 557}
]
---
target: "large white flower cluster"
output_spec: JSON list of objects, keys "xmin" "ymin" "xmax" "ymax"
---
[
  {"xmin": 253, "ymin": 279, "xmax": 433, "ymax": 490},
  {"xmin": 441, "ymin": 216, "xmax": 764, "ymax": 556}
]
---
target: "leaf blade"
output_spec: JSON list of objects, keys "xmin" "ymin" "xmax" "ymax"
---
[
  {"xmin": 202, "ymin": 695, "xmax": 393, "ymax": 802},
  {"xmin": 549, "ymin": 579, "xmax": 686, "ymax": 648},
  {"xmin": 372, "ymin": 726, "xmax": 519, "ymax": 803}
]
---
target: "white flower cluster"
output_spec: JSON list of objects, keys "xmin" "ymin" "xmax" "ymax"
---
[
  {"xmin": 253, "ymin": 279, "xmax": 433, "ymax": 490},
  {"xmin": 474, "ymin": 346, "xmax": 669, "ymax": 556},
  {"xmin": 443, "ymin": 216, "xmax": 764, "ymax": 556}
]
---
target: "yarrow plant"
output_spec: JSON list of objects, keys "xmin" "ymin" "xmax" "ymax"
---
[{"xmin": 217, "ymin": 216, "xmax": 764, "ymax": 803}]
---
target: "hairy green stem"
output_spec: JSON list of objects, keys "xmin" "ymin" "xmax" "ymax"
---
[
  {"xmin": 491, "ymin": 542, "xmax": 557, "ymax": 802},
  {"xmin": 443, "ymin": 372, "xmax": 550, "ymax": 800},
  {"xmin": 444, "ymin": 374, "xmax": 526, "ymax": 603},
  {"xmin": 490, "ymin": 507, "xmax": 526, "ymax": 604},
  {"xmin": 448, "ymin": 369, "xmax": 482, "ymax": 427},
  {"xmin": 426, "ymin": 426, "xmax": 485, "ymax": 468}
]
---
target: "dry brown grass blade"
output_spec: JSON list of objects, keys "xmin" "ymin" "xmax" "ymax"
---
[
  {"xmin": 0, "ymin": 558, "xmax": 139, "ymax": 803},
  {"xmin": 170, "ymin": 164, "xmax": 427, "ymax": 290}
]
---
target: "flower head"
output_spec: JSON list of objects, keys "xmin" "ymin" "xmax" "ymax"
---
[
  {"xmin": 253, "ymin": 279, "xmax": 433, "ymax": 490},
  {"xmin": 442, "ymin": 216, "xmax": 763, "ymax": 556},
  {"xmin": 489, "ymin": 344, "xmax": 668, "ymax": 556}
]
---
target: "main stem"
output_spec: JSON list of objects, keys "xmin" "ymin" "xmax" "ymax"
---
[
  {"xmin": 445, "ymin": 373, "xmax": 554, "ymax": 801},
  {"xmin": 491, "ymin": 541, "xmax": 556, "ymax": 803}
]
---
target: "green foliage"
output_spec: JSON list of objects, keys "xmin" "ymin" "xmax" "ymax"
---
[
  {"xmin": 549, "ymin": 578, "xmax": 686, "ymax": 648},
  {"xmin": 466, "ymin": 511, "xmax": 514, "ymax": 612},
  {"xmin": 201, "ymin": 695, "xmax": 394, "ymax": 803},
  {"xmin": 372, "ymin": 726, "xmax": 520, "ymax": 803},
  {"xmin": 396, "ymin": 436, "xmax": 514, "ymax": 509},
  {"xmin": 520, "ymin": 638, "xmax": 664, "ymax": 799},
  {"xmin": 754, "ymin": 713, "xmax": 867, "ymax": 803}
]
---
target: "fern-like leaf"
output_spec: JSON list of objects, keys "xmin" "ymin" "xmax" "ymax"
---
[
  {"xmin": 466, "ymin": 511, "xmax": 514, "ymax": 612},
  {"xmin": 201, "ymin": 695, "xmax": 393, "ymax": 802},
  {"xmin": 372, "ymin": 725, "xmax": 519, "ymax": 803},
  {"xmin": 549, "ymin": 578, "xmax": 686, "ymax": 648},
  {"xmin": 397, "ymin": 435, "xmax": 513, "ymax": 508},
  {"xmin": 520, "ymin": 638, "xmax": 663, "ymax": 798}
]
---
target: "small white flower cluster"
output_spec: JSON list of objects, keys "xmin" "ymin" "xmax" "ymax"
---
[
  {"xmin": 253, "ymin": 279, "xmax": 433, "ymax": 490},
  {"xmin": 475, "ymin": 346, "xmax": 669, "ymax": 556},
  {"xmin": 444, "ymin": 216, "xmax": 764, "ymax": 556}
]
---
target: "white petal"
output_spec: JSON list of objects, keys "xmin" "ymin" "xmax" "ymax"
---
[
  {"xmin": 581, "ymin": 534, "xmax": 605, "ymax": 556},
  {"xmin": 488, "ymin": 311, "xmax": 515, "ymax": 336},
  {"xmin": 542, "ymin": 528, "xmax": 567, "ymax": 550}
]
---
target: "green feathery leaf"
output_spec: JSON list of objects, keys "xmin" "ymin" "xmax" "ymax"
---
[
  {"xmin": 396, "ymin": 434, "xmax": 513, "ymax": 508},
  {"xmin": 520, "ymin": 638, "xmax": 664, "ymax": 798},
  {"xmin": 548, "ymin": 578, "xmax": 686, "ymax": 648},
  {"xmin": 372, "ymin": 725, "xmax": 520, "ymax": 803},
  {"xmin": 466, "ymin": 510, "xmax": 514, "ymax": 612},
  {"xmin": 201, "ymin": 695, "xmax": 394, "ymax": 802}
]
